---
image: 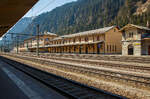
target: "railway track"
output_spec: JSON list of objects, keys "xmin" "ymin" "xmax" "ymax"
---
[
  {"xmin": 14, "ymin": 52, "xmax": 150, "ymax": 64},
  {"xmin": 42, "ymin": 53, "xmax": 150, "ymax": 64},
  {"xmin": 8, "ymin": 53, "xmax": 150, "ymax": 73},
  {"xmin": 2, "ymin": 54, "xmax": 150, "ymax": 90},
  {"xmin": 30, "ymin": 57, "xmax": 150, "ymax": 89},
  {"xmin": 0, "ymin": 56, "xmax": 126, "ymax": 99},
  {"xmin": 39, "ymin": 56, "xmax": 150, "ymax": 73}
]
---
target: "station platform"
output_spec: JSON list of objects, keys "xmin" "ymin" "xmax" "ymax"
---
[
  {"xmin": 0, "ymin": 59, "xmax": 66, "ymax": 99},
  {"xmin": 0, "ymin": 61, "xmax": 29, "ymax": 99}
]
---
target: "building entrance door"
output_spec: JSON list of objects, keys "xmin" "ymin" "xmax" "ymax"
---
[
  {"xmin": 97, "ymin": 43, "xmax": 100, "ymax": 54},
  {"xmin": 86, "ymin": 45, "xmax": 88, "ymax": 54},
  {"xmin": 148, "ymin": 46, "xmax": 150, "ymax": 55},
  {"xmin": 128, "ymin": 45, "xmax": 134, "ymax": 55},
  {"xmin": 79, "ymin": 46, "xmax": 82, "ymax": 54}
]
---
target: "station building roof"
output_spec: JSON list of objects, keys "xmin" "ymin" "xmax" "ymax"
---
[
  {"xmin": 51, "ymin": 26, "xmax": 116, "ymax": 41},
  {"xmin": 42, "ymin": 32, "xmax": 57, "ymax": 36},
  {"xmin": 24, "ymin": 32, "xmax": 57, "ymax": 41},
  {"xmin": 120, "ymin": 24, "xmax": 150, "ymax": 32}
]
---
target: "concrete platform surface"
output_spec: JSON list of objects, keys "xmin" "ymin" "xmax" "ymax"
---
[
  {"xmin": 0, "ymin": 59, "xmax": 67, "ymax": 99},
  {"xmin": 0, "ymin": 61, "xmax": 29, "ymax": 99}
]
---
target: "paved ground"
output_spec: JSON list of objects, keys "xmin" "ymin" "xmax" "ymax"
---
[
  {"xmin": 0, "ymin": 59, "xmax": 67, "ymax": 99},
  {"xmin": 0, "ymin": 60, "xmax": 29, "ymax": 99}
]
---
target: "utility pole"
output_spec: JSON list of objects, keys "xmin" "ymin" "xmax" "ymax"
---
[
  {"xmin": 36, "ymin": 24, "xmax": 40, "ymax": 56},
  {"xmin": 11, "ymin": 33, "xmax": 14, "ymax": 53},
  {"xmin": 4, "ymin": 36, "xmax": 6, "ymax": 53},
  {"xmin": 16, "ymin": 35, "xmax": 19, "ymax": 54}
]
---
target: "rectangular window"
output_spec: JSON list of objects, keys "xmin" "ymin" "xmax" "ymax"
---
[
  {"xmin": 97, "ymin": 36, "xmax": 100, "ymax": 41},
  {"xmin": 107, "ymin": 45, "xmax": 109, "ymax": 52},
  {"xmin": 79, "ymin": 37, "xmax": 81, "ymax": 42},
  {"xmin": 115, "ymin": 45, "xmax": 117, "ymax": 52},
  {"xmin": 93, "ymin": 36, "xmax": 95, "ymax": 42},
  {"xmin": 73, "ymin": 38, "xmax": 76, "ymax": 43},
  {"xmin": 85, "ymin": 37, "xmax": 88, "ymax": 42},
  {"xmin": 113, "ymin": 45, "xmax": 115, "ymax": 52},
  {"xmin": 129, "ymin": 32, "xmax": 134, "ymax": 38}
]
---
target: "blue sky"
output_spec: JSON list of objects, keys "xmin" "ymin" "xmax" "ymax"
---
[
  {"xmin": 0, "ymin": 0, "xmax": 77, "ymax": 40},
  {"xmin": 24, "ymin": 0, "xmax": 77, "ymax": 17}
]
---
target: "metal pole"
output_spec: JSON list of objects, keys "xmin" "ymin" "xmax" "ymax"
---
[
  {"xmin": 4, "ymin": 36, "xmax": 6, "ymax": 53},
  {"xmin": 16, "ymin": 36, "xmax": 19, "ymax": 54},
  {"xmin": 11, "ymin": 33, "xmax": 14, "ymax": 53},
  {"xmin": 36, "ymin": 24, "xmax": 40, "ymax": 56}
]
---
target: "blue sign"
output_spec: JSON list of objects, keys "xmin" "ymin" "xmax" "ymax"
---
[{"xmin": 98, "ymin": 44, "xmax": 101, "ymax": 48}]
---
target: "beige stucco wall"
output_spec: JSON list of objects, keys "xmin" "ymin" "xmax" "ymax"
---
[
  {"xmin": 122, "ymin": 28, "xmax": 142, "ymax": 56},
  {"xmin": 105, "ymin": 27, "xmax": 122, "ymax": 54}
]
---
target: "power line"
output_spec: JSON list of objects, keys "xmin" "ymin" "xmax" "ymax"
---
[{"xmin": 34, "ymin": 0, "xmax": 56, "ymax": 15}]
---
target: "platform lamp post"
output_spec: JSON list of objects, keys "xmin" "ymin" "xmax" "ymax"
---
[{"xmin": 36, "ymin": 24, "xmax": 40, "ymax": 57}]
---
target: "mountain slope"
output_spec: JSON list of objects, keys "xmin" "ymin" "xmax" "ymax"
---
[
  {"xmin": 5, "ymin": 17, "xmax": 32, "ymax": 42},
  {"xmin": 111, "ymin": 0, "xmax": 150, "ymax": 27},
  {"xmin": 23, "ymin": 0, "xmax": 150, "ymax": 36},
  {"xmin": 9, "ymin": 17, "xmax": 32, "ymax": 33}
]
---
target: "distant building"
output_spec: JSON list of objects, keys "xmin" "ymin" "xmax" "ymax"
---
[
  {"xmin": 45, "ymin": 26, "xmax": 122, "ymax": 54},
  {"xmin": 18, "ymin": 32, "xmax": 58, "ymax": 52},
  {"xmin": 120, "ymin": 24, "xmax": 150, "ymax": 56}
]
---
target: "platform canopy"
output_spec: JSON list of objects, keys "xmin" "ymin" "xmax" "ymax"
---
[{"xmin": 0, "ymin": 0, "xmax": 38, "ymax": 37}]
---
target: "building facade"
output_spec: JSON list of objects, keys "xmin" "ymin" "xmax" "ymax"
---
[
  {"xmin": 16, "ymin": 26, "xmax": 122, "ymax": 54},
  {"xmin": 45, "ymin": 26, "xmax": 122, "ymax": 54},
  {"xmin": 18, "ymin": 32, "xmax": 58, "ymax": 52},
  {"xmin": 120, "ymin": 24, "xmax": 150, "ymax": 56}
]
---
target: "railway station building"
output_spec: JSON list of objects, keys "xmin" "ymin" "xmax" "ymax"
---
[
  {"xmin": 120, "ymin": 24, "xmax": 150, "ymax": 56},
  {"xmin": 17, "ymin": 26, "xmax": 122, "ymax": 54},
  {"xmin": 44, "ymin": 26, "xmax": 122, "ymax": 54},
  {"xmin": 18, "ymin": 32, "xmax": 58, "ymax": 52}
]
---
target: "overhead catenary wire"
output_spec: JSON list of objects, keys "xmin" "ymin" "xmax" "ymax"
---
[
  {"xmin": 1, "ymin": 0, "xmax": 56, "ymax": 53},
  {"xmin": 34, "ymin": 0, "xmax": 56, "ymax": 15},
  {"xmin": 29, "ymin": 0, "xmax": 56, "ymax": 36}
]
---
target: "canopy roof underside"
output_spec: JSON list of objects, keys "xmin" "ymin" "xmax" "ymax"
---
[{"xmin": 0, "ymin": 0, "xmax": 38, "ymax": 37}]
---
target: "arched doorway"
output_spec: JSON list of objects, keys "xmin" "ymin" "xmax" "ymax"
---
[{"xmin": 128, "ymin": 44, "xmax": 134, "ymax": 55}]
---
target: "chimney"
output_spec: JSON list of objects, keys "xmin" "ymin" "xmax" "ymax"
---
[{"xmin": 147, "ymin": 20, "xmax": 150, "ymax": 28}]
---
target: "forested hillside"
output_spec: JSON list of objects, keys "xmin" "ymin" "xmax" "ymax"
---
[
  {"xmin": 111, "ymin": 0, "xmax": 150, "ymax": 27},
  {"xmin": 23, "ymin": 0, "xmax": 150, "ymax": 36},
  {"xmin": 6, "ymin": 17, "xmax": 32, "ymax": 41},
  {"xmin": 9, "ymin": 17, "xmax": 32, "ymax": 33}
]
